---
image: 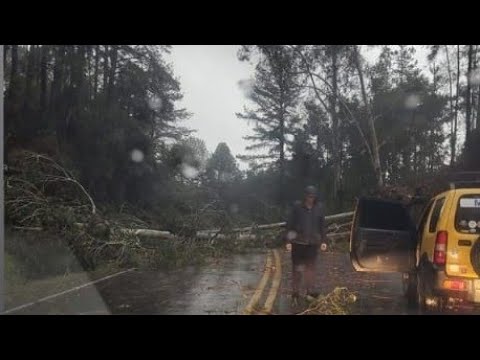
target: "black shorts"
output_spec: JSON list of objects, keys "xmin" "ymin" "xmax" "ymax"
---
[{"xmin": 291, "ymin": 243, "xmax": 318, "ymax": 267}]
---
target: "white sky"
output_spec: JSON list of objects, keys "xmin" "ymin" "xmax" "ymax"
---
[
  {"xmin": 167, "ymin": 45, "xmax": 254, "ymax": 168},
  {"xmin": 167, "ymin": 45, "xmax": 431, "ymax": 169}
]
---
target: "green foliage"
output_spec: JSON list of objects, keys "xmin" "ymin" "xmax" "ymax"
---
[
  {"xmin": 206, "ymin": 142, "xmax": 240, "ymax": 183},
  {"xmin": 237, "ymin": 46, "xmax": 304, "ymax": 167},
  {"xmin": 5, "ymin": 45, "xmax": 190, "ymax": 207},
  {"xmin": 235, "ymin": 44, "xmax": 476, "ymax": 214},
  {"xmin": 4, "ymin": 44, "xmax": 479, "ymax": 276}
]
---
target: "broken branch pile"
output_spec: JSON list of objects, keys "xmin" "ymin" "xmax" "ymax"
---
[{"xmin": 297, "ymin": 287, "xmax": 358, "ymax": 315}]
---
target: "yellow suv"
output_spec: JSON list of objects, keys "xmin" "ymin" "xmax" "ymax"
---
[{"xmin": 350, "ymin": 176, "xmax": 480, "ymax": 312}]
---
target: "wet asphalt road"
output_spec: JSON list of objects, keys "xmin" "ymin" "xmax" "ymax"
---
[
  {"xmin": 277, "ymin": 250, "xmax": 414, "ymax": 315},
  {"xmin": 7, "ymin": 248, "xmax": 480, "ymax": 315},
  {"xmin": 9, "ymin": 251, "xmax": 267, "ymax": 315}
]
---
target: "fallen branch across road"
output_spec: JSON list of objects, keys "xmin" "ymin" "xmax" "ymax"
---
[
  {"xmin": 72, "ymin": 222, "xmax": 175, "ymax": 239},
  {"xmin": 116, "ymin": 228, "xmax": 175, "ymax": 239},
  {"xmin": 14, "ymin": 211, "xmax": 353, "ymax": 243},
  {"xmin": 196, "ymin": 211, "xmax": 354, "ymax": 236},
  {"xmin": 325, "ymin": 211, "xmax": 354, "ymax": 223},
  {"xmin": 328, "ymin": 222, "xmax": 353, "ymax": 233},
  {"xmin": 197, "ymin": 231, "xmax": 350, "ymax": 242}
]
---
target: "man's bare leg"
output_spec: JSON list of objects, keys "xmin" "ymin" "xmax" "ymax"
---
[
  {"xmin": 305, "ymin": 263, "xmax": 316, "ymax": 296},
  {"xmin": 291, "ymin": 264, "xmax": 303, "ymax": 307},
  {"xmin": 292, "ymin": 265, "xmax": 302, "ymax": 296}
]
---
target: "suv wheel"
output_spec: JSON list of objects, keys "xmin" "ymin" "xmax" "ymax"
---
[
  {"xmin": 471, "ymin": 237, "xmax": 480, "ymax": 276},
  {"xmin": 417, "ymin": 271, "xmax": 427, "ymax": 312},
  {"xmin": 417, "ymin": 265, "xmax": 440, "ymax": 314},
  {"xmin": 403, "ymin": 272, "xmax": 418, "ymax": 308}
]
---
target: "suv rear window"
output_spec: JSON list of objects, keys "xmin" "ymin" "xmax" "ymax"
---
[
  {"xmin": 455, "ymin": 195, "xmax": 480, "ymax": 234},
  {"xmin": 359, "ymin": 199, "xmax": 411, "ymax": 231},
  {"xmin": 429, "ymin": 197, "xmax": 446, "ymax": 233}
]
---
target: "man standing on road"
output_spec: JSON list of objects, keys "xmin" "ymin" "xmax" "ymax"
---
[{"xmin": 285, "ymin": 186, "xmax": 327, "ymax": 304}]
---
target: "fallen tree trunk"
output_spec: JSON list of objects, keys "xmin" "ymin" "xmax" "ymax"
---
[
  {"xmin": 328, "ymin": 222, "xmax": 353, "ymax": 232},
  {"xmin": 117, "ymin": 228, "xmax": 175, "ymax": 239},
  {"xmin": 15, "ymin": 210, "xmax": 354, "ymax": 243},
  {"xmin": 195, "ymin": 233, "xmax": 259, "ymax": 241},
  {"xmin": 325, "ymin": 211, "xmax": 354, "ymax": 223},
  {"xmin": 197, "ymin": 211, "xmax": 354, "ymax": 236},
  {"xmin": 12, "ymin": 226, "xmax": 43, "ymax": 231},
  {"xmin": 73, "ymin": 223, "xmax": 175, "ymax": 240},
  {"xmin": 196, "ymin": 231, "xmax": 350, "ymax": 242}
]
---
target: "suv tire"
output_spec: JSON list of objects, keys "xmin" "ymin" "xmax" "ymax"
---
[
  {"xmin": 471, "ymin": 237, "xmax": 480, "ymax": 276},
  {"xmin": 417, "ymin": 263, "xmax": 442, "ymax": 314},
  {"xmin": 403, "ymin": 272, "xmax": 418, "ymax": 308}
]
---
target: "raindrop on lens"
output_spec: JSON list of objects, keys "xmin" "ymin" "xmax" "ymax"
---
[
  {"xmin": 405, "ymin": 94, "xmax": 420, "ymax": 110},
  {"xmin": 181, "ymin": 164, "xmax": 199, "ymax": 179},
  {"xmin": 130, "ymin": 149, "xmax": 144, "ymax": 163}
]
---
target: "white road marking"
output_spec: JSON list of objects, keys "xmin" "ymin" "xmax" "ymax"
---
[{"xmin": 2, "ymin": 268, "xmax": 136, "ymax": 315}]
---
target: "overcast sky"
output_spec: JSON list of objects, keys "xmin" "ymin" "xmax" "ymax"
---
[
  {"xmin": 167, "ymin": 45, "xmax": 254, "ymax": 167},
  {"xmin": 167, "ymin": 45, "xmax": 431, "ymax": 169}
]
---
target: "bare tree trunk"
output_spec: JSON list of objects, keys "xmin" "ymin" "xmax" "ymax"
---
[
  {"xmin": 278, "ymin": 81, "xmax": 286, "ymax": 206},
  {"xmin": 352, "ymin": 45, "xmax": 383, "ymax": 188},
  {"xmin": 50, "ymin": 46, "xmax": 64, "ymax": 111},
  {"xmin": 9, "ymin": 45, "xmax": 18, "ymax": 99},
  {"xmin": 411, "ymin": 107, "xmax": 418, "ymax": 177},
  {"xmin": 63, "ymin": 46, "xmax": 86, "ymax": 145},
  {"xmin": 25, "ymin": 46, "xmax": 35, "ymax": 91},
  {"xmin": 51, "ymin": 46, "xmax": 66, "ymax": 148},
  {"xmin": 68, "ymin": 45, "xmax": 85, "ymax": 91},
  {"xmin": 330, "ymin": 46, "xmax": 341, "ymax": 204},
  {"xmin": 429, "ymin": 64, "xmax": 438, "ymax": 173},
  {"xmin": 23, "ymin": 46, "xmax": 36, "ymax": 121},
  {"xmin": 3, "ymin": 45, "xmax": 8, "ymax": 69},
  {"xmin": 292, "ymin": 45, "xmax": 375, "ymax": 183},
  {"xmin": 475, "ymin": 45, "xmax": 480, "ymax": 130},
  {"xmin": 5, "ymin": 45, "xmax": 18, "ymax": 138},
  {"xmin": 452, "ymin": 45, "xmax": 461, "ymax": 165},
  {"xmin": 279, "ymin": 115, "xmax": 285, "ymax": 205},
  {"xmin": 86, "ymin": 45, "xmax": 92, "ymax": 100},
  {"xmin": 445, "ymin": 46, "xmax": 456, "ymax": 166},
  {"xmin": 466, "ymin": 45, "xmax": 474, "ymax": 143},
  {"xmin": 107, "ymin": 45, "xmax": 118, "ymax": 103},
  {"xmin": 5, "ymin": 45, "xmax": 18, "ymax": 121},
  {"xmin": 477, "ymin": 83, "xmax": 480, "ymax": 130},
  {"xmin": 103, "ymin": 45, "xmax": 109, "ymax": 94},
  {"xmin": 263, "ymin": 45, "xmax": 288, "ymax": 207},
  {"xmin": 40, "ymin": 45, "xmax": 48, "ymax": 115},
  {"xmin": 472, "ymin": 46, "xmax": 478, "ymax": 126},
  {"xmin": 76, "ymin": 45, "xmax": 86, "ymax": 89},
  {"xmin": 33, "ymin": 45, "xmax": 41, "ymax": 87},
  {"xmin": 93, "ymin": 45, "xmax": 99, "ymax": 99}
]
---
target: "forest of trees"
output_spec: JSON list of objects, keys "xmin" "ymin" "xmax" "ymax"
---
[
  {"xmin": 4, "ymin": 45, "xmax": 480, "ymax": 232},
  {"xmin": 237, "ymin": 45, "xmax": 480, "ymax": 213}
]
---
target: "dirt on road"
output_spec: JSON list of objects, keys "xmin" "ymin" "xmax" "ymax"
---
[{"xmin": 277, "ymin": 250, "xmax": 413, "ymax": 315}]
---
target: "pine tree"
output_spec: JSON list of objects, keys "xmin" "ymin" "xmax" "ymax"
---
[{"xmin": 237, "ymin": 45, "xmax": 304, "ymax": 205}]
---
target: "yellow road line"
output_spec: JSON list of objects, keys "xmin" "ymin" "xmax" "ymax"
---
[
  {"xmin": 262, "ymin": 248, "xmax": 282, "ymax": 314},
  {"xmin": 243, "ymin": 250, "xmax": 273, "ymax": 315}
]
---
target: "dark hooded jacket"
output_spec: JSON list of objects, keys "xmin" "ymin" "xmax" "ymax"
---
[{"xmin": 286, "ymin": 200, "xmax": 326, "ymax": 245}]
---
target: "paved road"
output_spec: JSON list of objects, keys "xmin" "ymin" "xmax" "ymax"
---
[
  {"xmin": 8, "ymin": 251, "xmax": 267, "ymax": 315},
  {"xmin": 7, "ymin": 248, "xmax": 480, "ymax": 315},
  {"xmin": 277, "ymin": 250, "xmax": 412, "ymax": 315}
]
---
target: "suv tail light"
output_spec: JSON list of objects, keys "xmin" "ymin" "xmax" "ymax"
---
[
  {"xmin": 434, "ymin": 231, "xmax": 448, "ymax": 265},
  {"xmin": 443, "ymin": 279, "xmax": 466, "ymax": 291}
]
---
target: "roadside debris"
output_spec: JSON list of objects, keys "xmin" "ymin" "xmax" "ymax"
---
[{"xmin": 297, "ymin": 287, "xmax": 358, "ymax": 315}]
